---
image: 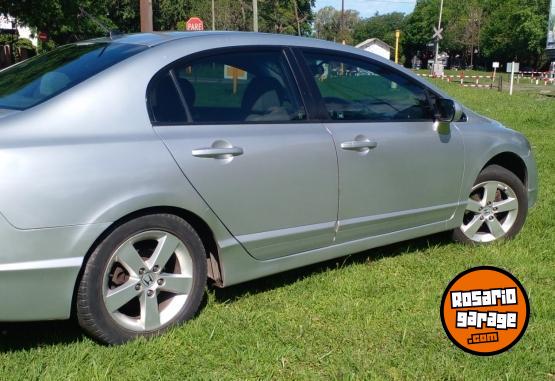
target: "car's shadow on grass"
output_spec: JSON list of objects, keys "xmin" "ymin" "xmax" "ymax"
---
[
  {"xmin": 0, "ymin": 320, "xmax": 85, "ymax": 351},
  {"xmin": 0, "ymin": 232, "xmax": 452, "ymax": 352}
]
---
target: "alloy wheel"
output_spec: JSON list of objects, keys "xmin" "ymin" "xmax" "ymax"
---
[
  {"xmin": 461, "ymin": 181, "xmax": 519, "ymax": 243},
  {"xmin": 102, "ymin": 230, "xmax": 193, "ymax": 331}
]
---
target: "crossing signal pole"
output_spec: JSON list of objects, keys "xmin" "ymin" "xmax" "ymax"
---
[{"xmin": 433, "ymin": 0, "xmax": 444, "ymax": 74}]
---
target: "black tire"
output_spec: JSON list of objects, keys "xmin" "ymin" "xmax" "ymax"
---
[
  {"xmin": 453, "ymin": 164, "xmax": 528, "ymax": 245},
  {"xmin": 76, "ymin": 214, "xmax": 207, "ymax": 344}
]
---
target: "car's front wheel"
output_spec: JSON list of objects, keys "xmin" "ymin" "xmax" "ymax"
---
[
  {"xmin": 453, "ymin": 165, "xmax": 528, "ymax": 244},
  {"xmin": 76, "ymin": 214, "xmax": 207, "ymax": 344}
]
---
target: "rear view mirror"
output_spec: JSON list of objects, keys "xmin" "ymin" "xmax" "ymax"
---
[{"xmin": 436, "ymin": 99, "xmax": 463, "ymax": 122}]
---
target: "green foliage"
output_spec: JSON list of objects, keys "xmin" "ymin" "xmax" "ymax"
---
[
  {"xmin": 0, "ymin": 0, "xmax": 315, "ymax": 48},
  {"xmin": 0, "ymin": 0, "xmax": 117, "ymax": 48},
  {"xmin": 403, "ymin": 0, "xmax": 551, "ymax": 68},
  {"xmin": 13, "ymin": 37, "xmax": 34, "ymax": 50},
  {"xmin": 481, "ymin": 0, "xmax": 549, "ymax": 67},
  {"xmin": 0, "ymin": 34, "xmax": 16, "ymax": 46},
  {"xmin": 314, "ymin": 6, "xmax": 360, "ymax": 44},
  {"xmin": 353, "ymin": 12, "xmax": 406, "ymax": 47},
  {"xmin": 260, "ymin": 0, "xmax": 315, "ymax": 36}
]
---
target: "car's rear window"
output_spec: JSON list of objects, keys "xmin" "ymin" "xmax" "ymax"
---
[{"xmin": 0, "ymin": 42, "xmax": 147, "ymax": 110}]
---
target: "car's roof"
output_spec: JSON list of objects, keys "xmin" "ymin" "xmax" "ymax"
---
[
  {"xmin": 89, "ymin": 31, "xmax": 315, "ymax": 48},
  {"xmin": 87, "ymin": 31, "xmax": 216, "ymax": 47},
  {"xmin": 89, "ymin": 31, "xmax": 346, "ymax": 47}
]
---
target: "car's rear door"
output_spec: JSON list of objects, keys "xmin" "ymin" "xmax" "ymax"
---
[
  {"xmin": 296, "ymin": 48, "xmax": 465, "ymax": 244},
  {"xmin": 149, "ymin": 47, "xmax": 338, "ymax": 260}
]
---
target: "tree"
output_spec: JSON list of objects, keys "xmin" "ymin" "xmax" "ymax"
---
[
  {"xmin": 353, "ymin": 12, "xmax": 406, "ymax": 59},
  {"xmin": 259, "ymin": 0, "xmax": 314, "ymax": 36},
  {"xmin": 1, "ymin": 0, "xmax": 315, "ymax": 47},
  {"xmin": 0, "ymin": 0, "xmax": 117, "ymax": 45},
  {"xmin": 481, "ymin": 0, "xmax": 549, "ymax": 68},
  {"xmin": 403, "ymin": 0, "xmax": 551, "ymax": 68},
  {"xmin": 314, "ymin": 6, "xmax": 360, "ymax": 44}
]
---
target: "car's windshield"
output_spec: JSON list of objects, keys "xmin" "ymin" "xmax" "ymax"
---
[{"xmin": 0, "ymin": 42, "xmax": 147, "ymax": 110}]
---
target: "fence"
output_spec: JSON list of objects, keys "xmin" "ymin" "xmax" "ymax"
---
[
  {"xmin": 0, "ymin": 44, "xmax": 35, "ymax": 69},
  {"xmin": 516, "ymin": 71, "xmax": 555, "ymax": 86},
  {"xmin": 415, "ymin": 72, "xmax": 503, "ymax": 91}
]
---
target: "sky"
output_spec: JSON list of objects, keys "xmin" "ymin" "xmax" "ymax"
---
[{"xmin": 315, "ymin": 0, "xmax": 417, "ymax": 18}]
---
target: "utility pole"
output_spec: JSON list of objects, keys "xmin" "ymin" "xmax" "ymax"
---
[
  {"xmin": 212, "ymin": 0, "xmax": 215, "ymax": 31},
  {"xmin": 253, "ymin": 0, "xmax": 258, "ymax": 32},
  {"xmin": 341, "ymin": 0, "xmax": 345, "ymax": 43},
  {"xmin": 433, "ymin": 0, "xmax": 444, "ymax": 69},
  {"xmin": 140, "ymin": 0, "xmax": 153, "ymax": 32}
]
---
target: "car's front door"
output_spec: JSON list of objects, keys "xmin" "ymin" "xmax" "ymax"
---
[
  {"xmin": 299, "ymin": 49, "xmax": 465, "ymax": 243},
  {"xmin": 149, "ymin": 48, "xmax": 338, "ymax": 260}
]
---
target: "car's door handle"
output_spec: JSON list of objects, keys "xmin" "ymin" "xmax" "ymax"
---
[
  {"xmin": 192, "ymin": 147, "xmax": 244, "ymax": 159},
  {"xmin": 340, "ymin": 140, "xmax": 378, "ymax": 151}
]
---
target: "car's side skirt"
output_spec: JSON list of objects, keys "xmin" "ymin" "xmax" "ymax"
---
[{"xmin": 218, "ymin": 215, "xmax": 462, "ymax": 287}]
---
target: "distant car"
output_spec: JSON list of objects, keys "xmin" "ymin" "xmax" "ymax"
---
[{"xmin": 0, "ymin": 32, "xmax": 538, "ymax": 344}]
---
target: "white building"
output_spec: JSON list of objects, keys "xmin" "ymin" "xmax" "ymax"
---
[
  {"xmin": 0, "ymin": 14, "xmax": 38, "ymax": 46},
  {"xmin": 355, "ymin": 38, "xmax": 392, "ymax": 60}
]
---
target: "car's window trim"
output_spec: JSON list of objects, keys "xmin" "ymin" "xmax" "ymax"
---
[
  {"xmin": 147, "ymin": 45, "xmax": 311, "ymax": 126},
  {"xmin": 294, "ymin": 47, "xmax": 442, "ymax": 124}
]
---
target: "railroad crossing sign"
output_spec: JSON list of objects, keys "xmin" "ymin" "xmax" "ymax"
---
[
  {"xmin": 186, "ymin": 17, "xmax": 204, "ymax": 31},
  {"xmin": 432, "ymin": 26, "xmax": 443, "ymax": 41}
]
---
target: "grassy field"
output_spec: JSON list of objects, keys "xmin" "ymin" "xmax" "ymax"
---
[{"xmin": 1, "ymin": 81, "xmax": 554, "ymax": 380}]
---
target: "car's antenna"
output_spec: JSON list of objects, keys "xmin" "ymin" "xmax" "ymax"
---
[{"xmin": 78, "ymin": 7, "xmax": 121, "ymax": 39}]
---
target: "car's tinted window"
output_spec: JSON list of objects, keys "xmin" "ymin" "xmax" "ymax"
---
[
  {"xmin": 0, "ymin": 42, "xmax": 147, "ymax": 110},
  {"xmin": 148, "ymin": 72, "xmax": 188, "ymax": 124},
  {"xmin": 302, "ymin": 51, "xmax": 434, "ymax": 121},
  {"xmin": 150, "ymin": 50, "xmax": 307, "ymax": 124}
]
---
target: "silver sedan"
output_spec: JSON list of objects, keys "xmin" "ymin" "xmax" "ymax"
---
[{"xmin": 0, "ymin": 32, "xmax": 538, "ymax": 344}]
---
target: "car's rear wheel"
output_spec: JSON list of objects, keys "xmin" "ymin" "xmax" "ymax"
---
[
  {"xmin": 77, "ymin": 214, "xmax": 207, "ymax": 344},
  {"xmin": 453, "ymin": 165, "xmax": 527, "ymax": 244}
]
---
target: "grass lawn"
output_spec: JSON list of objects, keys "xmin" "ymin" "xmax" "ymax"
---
[{"xmin": 1, "ymin": 81, "xmax": 554, "ymax": 380}]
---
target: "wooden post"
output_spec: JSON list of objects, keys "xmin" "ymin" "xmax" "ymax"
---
[
  {"xmin": 395, "ymin": 30, "xmax": 401, "ymax": 64},
  {"xmin": 232, "ymin": 67, "xmax": 239, "ymax": 95},
  {"xmin": 509, "ymin": 62, "xmax": 515, "ymax": 96},
  {"xmin": 140, "ymin": 0, "xmax": 153, "ymax": 32}
]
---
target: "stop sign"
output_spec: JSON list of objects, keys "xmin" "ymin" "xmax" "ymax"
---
[
  {"xmin": 186, "ymin": 17, "xmax": 204, "ymax": 31},
  {"xmin": 38, "ymin": 32, "xmax": 48, "ymax": 42}
]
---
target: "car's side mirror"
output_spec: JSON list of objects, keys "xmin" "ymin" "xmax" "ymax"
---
[{"xmin": 435, "ymin": 99, "xmax": 463, "ymax": 123}]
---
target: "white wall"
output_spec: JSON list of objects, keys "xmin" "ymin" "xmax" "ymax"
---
[
  {"xmin": 361, "ymin": 45, "xmax": 391, "ymax": 60},
  {"xmin": 0, "ymin": 14, "xmax": 38, "ymax": 46}
]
